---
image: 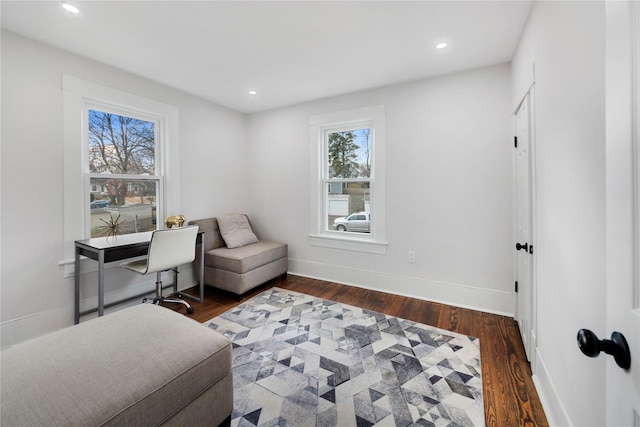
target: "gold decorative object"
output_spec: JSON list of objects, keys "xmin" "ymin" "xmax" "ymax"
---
[
  {"xmin": 165, "ymin": 214, "xmax": 186, "ymax": 229},
  {"xmin": 98, "ymin": 214, "xmax": 126, "ymax": 238}
]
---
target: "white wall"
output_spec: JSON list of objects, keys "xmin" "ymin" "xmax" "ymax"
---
[
  {"xmin": 511, "ymin": 2, "xmax": 606, "ymax": 426},
  {"xmin": 0, "ymin": 4, "xmax": 615, "ymax": 422},
  {"xmin": 247, "ymin": 63, "xmax": 515, "ymax": 315},
  {"xmin": 0, "ymin": 31, "xmax": 248, "ymax": 348}
]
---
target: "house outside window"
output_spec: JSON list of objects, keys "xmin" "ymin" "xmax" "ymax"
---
[
  {"xmin": 87, "ymin": 108, "xmax": 163, "ymax": 238},
  {"xmin": 309, "ymin": 105, "xmax": 387, "ymax": 254}
]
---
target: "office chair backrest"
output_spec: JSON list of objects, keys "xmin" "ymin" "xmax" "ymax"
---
[{"xmin": 145, "ymin": 225, "xmax": 199, "ymax": 274}]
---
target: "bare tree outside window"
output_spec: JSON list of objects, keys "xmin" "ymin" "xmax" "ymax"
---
[
  {"xmin": 359, "ymin": 129, "xmax": 371, "ymax": 177},
  {"xmin": 88, "ymin": 109, "xmax": 158, "ymax": 237},
  {"xmin": 89, "ymin": 110, "xmax": 155, "ymax": 207},
  {"xmin": 88, "ymin": 110, "xmax": 155, "ymax": 174}
]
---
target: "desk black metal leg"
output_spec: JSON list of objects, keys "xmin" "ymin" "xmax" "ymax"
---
[
  {"xmin": 98, "ymin": 249, "xmax": 105, "ymax": 317},
  {"xmin": 199, "ymin": 240, "xmax": 204, "ymax": 301},
  {"xmin": 180, "ymin": 241, "xmax": 205, "ymax": 304},
  {"xmin": 74, "ymin": 247, "xmax": 80, "ymax": 325}
]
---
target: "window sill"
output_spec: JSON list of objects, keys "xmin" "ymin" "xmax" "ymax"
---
[{"xmin": 308, "ymin": 233, "xmax": 388, "ymax": 255}]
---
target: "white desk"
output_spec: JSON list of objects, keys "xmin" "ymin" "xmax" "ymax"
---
[{"xmin": 74, "ymin": 231, "xmax": 204, "ymax": 324}]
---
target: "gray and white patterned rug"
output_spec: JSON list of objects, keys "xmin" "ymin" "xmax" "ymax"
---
[{"xmin": 205, "ymin": 287, "xmax": 484, "ymax": 427}]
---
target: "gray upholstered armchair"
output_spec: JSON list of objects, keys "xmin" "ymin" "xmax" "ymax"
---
[{"xmin": 188, "ymin": 214, "xmax": 288, "ymax": 298}]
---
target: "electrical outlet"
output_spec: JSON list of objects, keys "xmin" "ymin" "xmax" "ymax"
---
[{"xmin": 408, "ymin": 251, "xmax": 416, "ymax": 263}]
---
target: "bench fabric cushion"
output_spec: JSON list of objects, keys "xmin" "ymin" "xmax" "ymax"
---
[
  {"xmin": 207, "ymin": 240, "xmax": 287, "ymax": 274},
  {"xmin": 1, "ymin": 304, "xmax": 232, "ymax": 427}
]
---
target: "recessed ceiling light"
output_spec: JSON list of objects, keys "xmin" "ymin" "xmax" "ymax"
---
[
  {"xmin": 436, "ymin": 42, "xmax": 448, "ymax": 49},
  {"xmin": 62, "ymin": 3, "xmax": 80, "ymax": 14},
  {"xmin": 248, "ymin": 90, "xmax": 257, "ymax": 95}
]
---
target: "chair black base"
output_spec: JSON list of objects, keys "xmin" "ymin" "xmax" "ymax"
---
[
  {"xmin": 143, "ymin": 295, "xmax": 194, "ymax": 314},
  {"xmin": 143, "ymin": 273, "xmax": 194, "ymax": 314}
]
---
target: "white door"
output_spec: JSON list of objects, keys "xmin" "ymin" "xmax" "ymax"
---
[
  {"xmin": 515, "ymin": 93, "xmax": 534, "ymax": 362},
  {"xmin": 604, "ymin": 0, "xmax": 640, "ymax": 424}
]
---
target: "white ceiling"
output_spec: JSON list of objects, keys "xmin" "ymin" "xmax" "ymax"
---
[{"xmin": 1, "ymin": 1, "xmax": 532, "ymax": 113}]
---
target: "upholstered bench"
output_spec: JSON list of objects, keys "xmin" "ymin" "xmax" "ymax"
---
[
  {"xmin": 189, "ymin": 215, "xmax": 288, "ymax": 298},
  {"xmin": 1, "ymin": 304, "xmax": 233, "ymax": 426}
]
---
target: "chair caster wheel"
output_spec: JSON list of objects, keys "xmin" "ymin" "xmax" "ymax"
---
[{"xmin": 187, "ymin": 307, "xmax": 194, "ymax": 314}]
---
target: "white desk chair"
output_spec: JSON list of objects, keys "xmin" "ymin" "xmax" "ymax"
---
[{"xmin": 121, "ymin": 225, "xmax": 199, "ymax": 314}]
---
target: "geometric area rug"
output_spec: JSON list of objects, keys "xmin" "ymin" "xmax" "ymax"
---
[{"xmin": 204, "ymin": 287, "xmax": 484, "ymax": 427}]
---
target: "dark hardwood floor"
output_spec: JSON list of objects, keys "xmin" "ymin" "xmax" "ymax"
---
[{"xmin": 170, "ymin": 274, "xmax": 549, "ymax": 427}]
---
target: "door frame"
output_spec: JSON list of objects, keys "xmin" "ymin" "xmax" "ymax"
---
[
  {"xmin": 513, "ymin": 80, "xmax": 538, "ymax": 372},
  {"xmin": 605, "ymin": 0, "xmax": 640, "ymax": 423}
]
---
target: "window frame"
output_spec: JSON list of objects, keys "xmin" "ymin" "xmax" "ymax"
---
[
  {"xmin": 84, "ymin": 102, "xmax": 164, "ymax": 238},
  {"xmin": 309, "ymin": 105, "xmax": 387, "ymax": 254},
  {"xmin": 321, "ymin": 121, "xmax": 373, "ymax": 235},
  {"xmin": 62, "ymin": 75, "xmax": 180, "ymax": 274}
]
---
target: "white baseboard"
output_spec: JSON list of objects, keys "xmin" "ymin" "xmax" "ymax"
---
[
  {"xmin": 1, "ymin": 265, "xmax": 198, "ymax": 350},
  {"xmin": 530, "ymin": 329, "xmax": 538, "ymax": 372},
  {"xmin": 78, "ymin": 275, "xmax": 167, "ymax": 313},
  {"xmin": 288, "ymin": 258, "xmax": 515, "ymax": 316},
  {"xmin": 1, "ymin": 306, "xmax": 73, "ymax": 350},
  {"xmin": 1, "ymin": 279, "xmax": 159, "ymax": 350},
  {"xmin": 532, "ymin": 348, "xmax": 572, "ymax": 427}
]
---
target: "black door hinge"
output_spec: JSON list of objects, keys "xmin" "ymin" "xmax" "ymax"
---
[
  {"xmin": 514, "ymin": 136, "xmax": 518, "ymax": 148},
  {"xmin": 529, "ymin": 245, "xmax": 534, "ymax": 254},
  {"xmin": 515, "ymin": 281, "xmax": 519, "ymax": 293}
]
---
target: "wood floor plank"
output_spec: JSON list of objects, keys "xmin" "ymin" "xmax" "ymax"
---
[
  {"xmin": 170, "ymin": 275, "xmax": 549, "ymax": 426},
  {"xmin": 501, "ymin": 316, "xmax": 548, "ymax": 426},
  {"xmin": 480, "ymin": 313, "xmax": 514, "ymax": 427},
  {"xmin": 450, "ymin": 306, "xmax": 479, "ymax": 337}
]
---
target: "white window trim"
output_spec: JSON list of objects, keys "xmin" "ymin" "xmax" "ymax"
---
[
  {"xmin": 309, "ymin": 105, "xmax": 387, "ymax": 254},
  {"xmin": 61, "ymin": 75, "xmax": 180, "ymax": 274},
  {"xmin": 85, "ymin": 101, "xmax": 165, "ymax": 238}
]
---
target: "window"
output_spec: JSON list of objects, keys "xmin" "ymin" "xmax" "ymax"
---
[
  {"xmin": 87, "ymin": 108, "xmax": 162, "ymax": 237},
  {"xmin": 62, "ymin": 75, "xmax": 180, "ymax": 273},
  {"xmin": 309, "ymin": 105, "xmax": 387, "ymax": 254},
  {"xmin": 324, "ymin": 127, "xmax": 371, "ymax": 234}
]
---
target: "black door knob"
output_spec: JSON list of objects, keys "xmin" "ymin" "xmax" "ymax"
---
[
  {"xmin": 577, "ymin": 329, "xmax": 631, "ymax": 370},
  {"xmin": 515, "ymin": 242, "xmax": 529, "ymax": 252}
]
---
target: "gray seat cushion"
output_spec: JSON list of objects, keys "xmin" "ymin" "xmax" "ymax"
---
[
  {"xmin": 1, "ymin": 304, "xmax": 232, "ymax": 426},
  {"xmin": 206, "ymin": 240, "xmax": 288, "ymax": 274}
]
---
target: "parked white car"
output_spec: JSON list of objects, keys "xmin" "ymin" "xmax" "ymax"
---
[{"xmin": 333, "ymin": 212, "xmax": 370, "ymax": 232}]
